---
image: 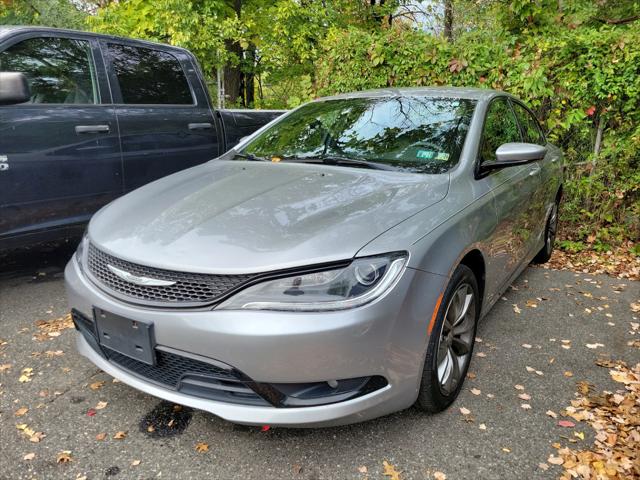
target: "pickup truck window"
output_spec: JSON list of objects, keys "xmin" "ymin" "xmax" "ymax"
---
[
  {"xmin": 0, "ymin": 37, "xmax": 98, "ymax": 104},
  {"xmin": 241, "ymin": 96, "xmax": 475, "ymax": 174},
  {"xmin": 107, "ymin": 43, "xmax": 193, "ymax": 105}
]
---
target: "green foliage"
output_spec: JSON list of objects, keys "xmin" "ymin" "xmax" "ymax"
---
[
  {"xmin": 314, "ymin": 18, "xmax": 639, "ymax": 248},
  {"xmin": 1, "ymin": 0, "xmax": 638, "ymax": 248},
  {"xmin": 0, "ymin": 0, "xmax": 87, "ymax": 28}
]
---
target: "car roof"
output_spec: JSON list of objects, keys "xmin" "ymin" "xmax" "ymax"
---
[
  {"xmin": 0, "ymin": 25, "xmax": 189, "ymax": 53},
  {"xmin": 319, "ymin": 86, "xmax": 510, "ymax": 102}
]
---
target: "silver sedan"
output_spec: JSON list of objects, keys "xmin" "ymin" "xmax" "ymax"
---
[{"xmin": 65, "ymin": 87, "xmax": 563, "ymax": 426}]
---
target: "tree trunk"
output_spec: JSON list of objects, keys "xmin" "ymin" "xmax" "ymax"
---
[
  {"xmin": 444, "ymin": 0, "xmax": 453, "ymax": 40},
  {"xmin": 223, "ymin": 0, "xmax": 244, "ymax": 106},
  {"xmin": 223, "ymin": 39, "xmax": 243, "ymax": 106}
]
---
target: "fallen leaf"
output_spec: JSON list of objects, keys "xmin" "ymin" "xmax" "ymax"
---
[
  {"xmin": 95, "ymin": 433, "xmax": 106, "ymax": 441},
  {"xmin": 518, "ymin": 393, "xmax": 531, "ymax": 400},
  {"xmin": 0, "ymin": 363, "xmax": 12, "ymax": 372},
  {"xmin": 546, "ymin": 410, "xmax": 558, "ymax": 419},
  {"xmin": 195, "ymin": 442, "xmax": 209, "ymax": 452},
  {"xmin": 29, "ymin": 431, "xmax": 45, "ymax": 443},
  {"xmin": 358, "ymin": 465, "xmax": 368, "ymax": 474},
  {"xmin": 525, "ymin": 366, "xmax": 535, "ymax": 373},
  {"xmin": 23, "ymin": 452, "xmax": 35, "ymax": 461},
  {"xmin": 113, "ymin": 431, "xmax": 127, "ymax": 440},
  {"xmin": 131, "ymin": 459, "xmax": 141, "ymax": 466},
  {"xmin": 479, "ymin": 423, "xmax": 487, "ymax": 431},
  {"xmin": 573, "ymin": 431, "xmax": 585, "ymax": 440},
  {"xmin": 513, "ymin": 304, "xmax": 522, "ymax": 314},
  {"xmin": 476, "ymin": 352, "xmax": 486, "ymax": 358},
  {"xmin": 459, "ymin": 407, "xmax": 471, "ymax": 416},
  {"xmin": 434, "ymin": 472, "xmax": 447, "ymax": 480},
  {"xmin": 382, "ymin": 460, "xmax": 401, "ymax": 480},
  {"xmin": 547, "ymin": 455, "xmax": 564, "ymax": 465},
  {"xmin": 502, "ymin": 448, "xmax": 511, "ymax": 453},
  {"xmin": 89, "ymin": 381, "xmax": 105, "ymax": 390},
  {"xmin": 558, "ymin": 420, "xmax": 575, "ymax": 428},
  {"xmin": 56, "ymin": 451, "xmax": 72, "ymax": 464},
  {"xmin": 538, "ymin": 463, "xmax": 549, "ymax": 471},
  {"xmin": 470, "ymin": 388, "xmax": 481, "ymax": 396},
  {"xmin": 95, "ymin": 401, "xmax": 108, "ymax": 410},
  {"xmin": 515, "ymin": 384, "xmax": 525, "ymax": 390},
  {"xmin": 521, "ymin": 403, "xmax": 532, "ymax": 410},
  {"xmin": 14, "ymin": 407, "xmax": 28, "ymax": 417},
  {"xmin": 521, "ymin": 343, "xmax": 532, "ymax": 349},
  {"xmin": 563, "ymin": 371, "xmax": 573, "ymax": 377}
]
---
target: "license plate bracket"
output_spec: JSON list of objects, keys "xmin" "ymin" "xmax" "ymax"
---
[{"xmin": 93, "ymin": 307, "xmax": 156, "ymax": 365}]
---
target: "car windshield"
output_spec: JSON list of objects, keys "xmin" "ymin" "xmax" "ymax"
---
[{"xmin": 238, "ymin": 96, "xmax": 476, "ymax": 174}]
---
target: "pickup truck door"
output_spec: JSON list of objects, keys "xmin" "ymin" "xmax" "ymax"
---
[
  {"xmin": 101, "ymin": 41, "xmax": 219, "ymax": 192},
  {"xmin": 0, "ymin": 32, "xmax": 122, "ymax": 243}
]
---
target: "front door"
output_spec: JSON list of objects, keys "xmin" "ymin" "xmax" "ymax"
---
[
  {"xmin": 101, "ymin": 41, "xmax": 219, "ymax": 192},
  {"xmin": 477, "ymin": 97, "xmax": 544, "ymax": 298},
  {"xmin": 0, "ymin": 33, "xmax": 122, "ymax": 241}
]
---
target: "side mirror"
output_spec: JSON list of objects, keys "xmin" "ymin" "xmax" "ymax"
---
[
  {"xmin": 481, "ymin": 142, "xmax": 547, "ymax": 173},
  {"xmin": 496, "ymin": 142, "xmax": 547, "ymax": 163},
  {"xmin": 0, "ymin": 72, "xmax": 31, "ymax": 105}
]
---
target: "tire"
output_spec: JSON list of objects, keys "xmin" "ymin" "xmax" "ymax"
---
[
  {"xmin": 416, "ymin": 264, "xmax": 479, "ymax": 413},
  {"xmin": 532, "ymin": 200, "xmax": 559, "ymax": 264}
]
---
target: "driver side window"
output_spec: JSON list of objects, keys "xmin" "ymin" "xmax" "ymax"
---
[
  {"xmin": 480, "ymin": 98, "xmax": 521, "ymax": 163},
  {"xmin": 0, "ymin": 37, "xmax": 98, "ymax": 104}
]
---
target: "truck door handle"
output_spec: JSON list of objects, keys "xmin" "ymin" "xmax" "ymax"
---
[
  {"xmin": 75, "ymin": 125, "xmax": 110, "ymax": 134},
  {"xmin": 188, "ymin": 122, "xmax": 212, "ymax": 130}
]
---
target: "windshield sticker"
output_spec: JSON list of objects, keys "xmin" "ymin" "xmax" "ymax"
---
[
  {"xmin": 435, "ymin": 152, "xmax": 450, "ymax": 161},
  {"xmin": 416, "ymin": 150, "xmax": 435, "ymax": 160}
]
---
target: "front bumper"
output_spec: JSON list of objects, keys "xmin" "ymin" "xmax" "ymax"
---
[{"xmin": 65, "ymin": 256, "xmax": 447, "ymax": 427}]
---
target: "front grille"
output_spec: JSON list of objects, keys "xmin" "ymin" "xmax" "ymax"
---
[{"xmin": 86, "ymin": 243, "xmax": 254, "ymax": 306}]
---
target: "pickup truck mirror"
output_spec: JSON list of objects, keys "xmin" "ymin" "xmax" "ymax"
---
[{"xmin": 0, "ymin": 72, "xmax": 31, "ymax": 105}]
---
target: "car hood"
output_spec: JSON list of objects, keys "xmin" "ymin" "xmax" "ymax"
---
[{"xmin": 89, "ymin": 161, "xmax": 449, "ymax": 274}]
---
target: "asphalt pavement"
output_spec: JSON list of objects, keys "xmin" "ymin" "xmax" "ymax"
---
[{"xmin": 0, "ymin": 245, "xmax": 638, "ymax": 480}]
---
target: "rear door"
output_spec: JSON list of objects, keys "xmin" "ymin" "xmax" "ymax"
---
[
  {"xmin": 0, "ymin": 32, "xmax": 122, "ymax": 242},
  {"xmin": 102, "ymin": 41, "xmax": 219, "ymax": 192}
]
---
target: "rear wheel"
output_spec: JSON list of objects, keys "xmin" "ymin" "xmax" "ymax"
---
[
  {"xmin": 533, "ymin": 201, "xmax": 559, "ymax": 264},
  {"xmin": 416, "ymin": 265, "xmax": 479, "ymax": 413}
]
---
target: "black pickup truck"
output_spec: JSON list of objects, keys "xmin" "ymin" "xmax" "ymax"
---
[{"xmin": 0, "ymin": 26, "xmax": 284, "ymax": 250}]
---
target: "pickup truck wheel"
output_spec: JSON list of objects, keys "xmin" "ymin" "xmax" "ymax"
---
[
  {"xmin": 416, "ymin": 265, "xmax": 479, "ymax": 413},
  {"xmin": 532, "ymin": 201, "xmax": 559, "ymax": 264}
]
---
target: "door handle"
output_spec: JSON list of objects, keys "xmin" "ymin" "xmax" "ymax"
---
[
  {"xmin": 188, "ymin": 122, "xmax": 212, "ymax": 130},
  {"xmin": 75, "ymin": 125, "xmax": 110, "ymax": 134}
]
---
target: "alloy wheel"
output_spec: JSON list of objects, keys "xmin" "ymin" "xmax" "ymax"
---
[{"xmin": 436, "ymin": 283, "xmax": 476, "ymax": 395}]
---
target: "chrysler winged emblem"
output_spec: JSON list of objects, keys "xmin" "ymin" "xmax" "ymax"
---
[{"xmin": 107, "ymin": 264, "xmax": 176, "ymax": 287}]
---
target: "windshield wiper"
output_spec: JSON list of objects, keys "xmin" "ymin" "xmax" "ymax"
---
[
  {"xmin": 233, "ymin": 152, "xmax": 269, "ymax": 162},
  {"xmin": 280, "ymin": 155, "xmax": 396, "ymax": 171}
]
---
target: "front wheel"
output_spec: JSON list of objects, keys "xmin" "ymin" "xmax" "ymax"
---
[
  {"xmin": 416, "ymin": 265, "xmax": 479, "ymax": 413},
  {"xmin": 532, "ymin": 201, "xmax": 559, "ymax": 264}
]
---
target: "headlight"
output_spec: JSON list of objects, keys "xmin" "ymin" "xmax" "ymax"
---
[
  {"xmin": 76, "ymin": 231, "xmax": 89, "ymax": 269},
  {"xmin": 217, "ymin": 253, "xmax": 407, "ymax": 312}
]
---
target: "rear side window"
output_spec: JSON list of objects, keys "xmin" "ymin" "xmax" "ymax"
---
[
  {"xmin": 107, "ymin": 43, "xmax": 193, "ymax": 105},
  {"xmin": 0, "ymin": 37, "xmax": 98, "ymax": 104},
  {"xmin": 480, "ymin": 98, "xmax": 521, "ymax": 163},
  {"xmin": 512, "ymin": 102, "xmax": 545, "ymax": 145}
]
